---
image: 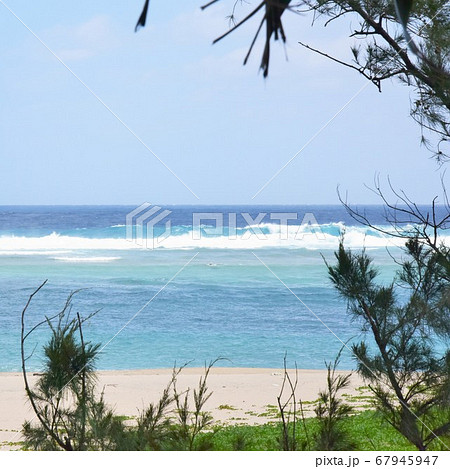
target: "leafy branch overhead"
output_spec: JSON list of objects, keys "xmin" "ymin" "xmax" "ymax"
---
[
  {"xmin": 136, "ymin": 1, "xmax": 450, "ymax": 160},
  {"xmin": 299, "ymin": 0, "xmax": 450, "ymax": 161},
  {"xmin": 201, "ymin": 0, "xmax": 293, "ymax": 78}
]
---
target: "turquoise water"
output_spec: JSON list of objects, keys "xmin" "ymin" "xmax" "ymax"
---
[{"xmin": 0, "ymin": 205, "xmax": 439, "ymax": 371}]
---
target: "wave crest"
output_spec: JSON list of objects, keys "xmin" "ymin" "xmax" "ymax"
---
[{"xmin": 1, "ymin": 223, "xmax": 446, "ymax": 253}]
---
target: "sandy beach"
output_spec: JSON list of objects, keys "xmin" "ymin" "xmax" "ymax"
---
[{"xmin": 0, "ymin": 368, "xmax": 366, "ymax": 450}]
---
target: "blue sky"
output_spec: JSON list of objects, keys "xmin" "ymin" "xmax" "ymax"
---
[{"xmin": 0, "ymin": 0, "xmax": 446, "ymax": 205}]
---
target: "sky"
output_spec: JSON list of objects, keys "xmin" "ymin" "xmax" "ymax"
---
[{"xmin": 0, "ymin": 0, "xmax": 447, "ymax": 205}]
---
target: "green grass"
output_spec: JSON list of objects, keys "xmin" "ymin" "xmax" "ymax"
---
[
  {"xmin": 217, "ymin": 404, "xmax": 237, "ymax": 411},
  {"xmin": 16, "ymin": 409, "xmax": 450, "ymax": 451},
  {"xmin": 196, "ymin": 411, "xmax": 449, "ymax": 451}
]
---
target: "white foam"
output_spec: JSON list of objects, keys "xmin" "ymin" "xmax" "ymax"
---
[
  {"xmin": 0, "ymin": 227, "xmax": 447, "ymax": 252},
  {"xmin": 0, "ymin": 233, "xmax": 137, "ymax": 251},
  {"xmin": 0, "ymin": 250, "xmax": 71, "ymax": 256},
  {"xmin": 52, "ymin": 256, "xmax": 121, "ymax": 263}
]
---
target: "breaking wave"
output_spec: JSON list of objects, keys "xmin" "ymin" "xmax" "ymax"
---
[{"xmin": 0, "ymin": 222, "xmax": 446, "ymax": 254}]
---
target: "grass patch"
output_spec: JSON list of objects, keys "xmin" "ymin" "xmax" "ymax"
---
[
  {"xmin": 217, "ymin": 404, "xmax": 237, "ymax": 411},
  {"xmin": 195, "ymin": 410, "xmax": 434, "ymax": 451}
]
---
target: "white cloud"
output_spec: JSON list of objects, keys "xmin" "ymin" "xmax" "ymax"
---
[
  {"xmin": 164, "ymin": 3, "xmax": 243, "ymax": 44},
  {"xmin": 45, "ymin": 15, "xmax": 118, "ymax": 61}
]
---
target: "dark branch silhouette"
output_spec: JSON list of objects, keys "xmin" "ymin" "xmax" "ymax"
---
[{"xmin": 135, "ymin": 0, "xmax": 150, "ymax": 32}]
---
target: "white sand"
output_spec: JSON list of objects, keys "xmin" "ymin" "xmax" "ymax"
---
[{"xmin": 0, "ymin": 368, "xmax": 365, "ymax": 450}]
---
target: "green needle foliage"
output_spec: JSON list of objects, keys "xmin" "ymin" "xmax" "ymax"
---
[
  {"xmin": 135, "ymin": 375, "xmax": 175, "ymax": 450},
  {"xmin": 21, "ymin": 285, "xmax": 128, "ymax": 450},
  {"xmin": 314, "ymin": 353, "xmax": 355, "ymax": 450},
  {"xmin": 276, "ymin": 353, "xmax": 355, "ymax": 451},
  {"xmin": 20, "ymin": 285, "xmax": 134, "ymax": 451},
  {"xmin": 137, "ymin": 360, "xmax": 217, "ymax": 450},
  {"xmin": 171, "ymin": 361, "xmax": 216, "ymax": 450},
  {"xmin": 326, "ymin": 237, "xmax": 450, "ymax": 450}
]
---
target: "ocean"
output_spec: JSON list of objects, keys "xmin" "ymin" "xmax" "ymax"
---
[{"xmin": 0, "ymin": 205, "xmax": 446, "ymax": 372}]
